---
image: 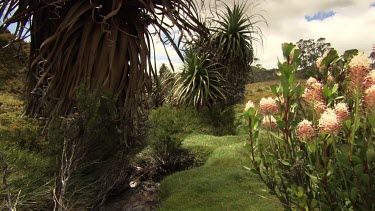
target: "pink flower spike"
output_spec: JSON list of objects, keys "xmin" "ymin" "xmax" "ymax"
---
[
  {"xmin": 364, "ymin": 70, "xmax": 375, "ymax": 89},
  {"xmin": 259, "ymin": 97, "xmax": 279, "ymax": 115},
  {"xmin": 261, "ymin": 115, "xmax": 277, "ymax": 130},
  {"xmin": 334, "ymin": 103, "xmax": 350, "ymax": 122},
  {"xmin": 349, "ymin": 52, "xmax": 371, "ymax": 69},
  {"xmin": 296, "ymin": 119, "xmax": 315, "ymax": 141},
  {"xmin": 363, "ymin": 85, "xmax": 375, "ymax": 111},
  {"xmin": 318, "ymin": 108, "xmax": 341, "ymax": 134}
]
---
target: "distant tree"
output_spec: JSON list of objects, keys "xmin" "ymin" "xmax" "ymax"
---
[{"xmin": 297, "ymin": 38, "xmax": 331, "ymax": 72}]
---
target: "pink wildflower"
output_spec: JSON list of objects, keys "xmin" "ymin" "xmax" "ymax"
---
[
  {"xmin": 259, "ymin": 97, "xmax": 279, "ymax": 115},
  {"xmin": 302, "ymin": 80, "xmax": 324, "ymax": 106},
  {"xmin": 318, "ymin": 108, "xmax": 341, "ymax": 134},
  {"xmin": 244, "ymin": 100, "xmax": 255, "ymax": 111},
  {"xmin": 316, "ymin": 50, "xmax": 330, "ymax": 71},
  {"xmin": 347, "ymin": 52, "xmax": 371, "ymax": 94},
  {"xmin": 363, "ymin": 85, "xmax": 375, "ymax": 111},
  {"xmin": 334, "ymin": 103, "xmax": 350, "ymax": 122},
  {"xmin": 296, "ymin": 119, "xmax": 315, "ymax": 141},
  {"xmin": 364, "ymin": 70, "xmax": 375, "ymax": 89},
  {"xmin": 314, "ymin": 101, "xmax": 326, "ymax": 117},
  {"xmin": 261, "ymin": 115, "xmax": 277, "ymax": 130},
  {"xmin": 349, "ymin": 52, "xmax": 371, "ymax": 68},
  {"xmin": 306, "ymin": 77, "xmax": 318, "ymax": 88}
]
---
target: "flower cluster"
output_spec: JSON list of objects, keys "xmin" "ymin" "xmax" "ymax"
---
[
  {"xmin": 314, "ymin": 101, "xmax": 326, "ymax": 117},
  {"xmin": 296, "ymin": 119, "xmax": 315, "ymax": 141},
  {"xmin": 316, "ymin": 50, "xmax": 330, "ymax": 71},
  {"xmin": 318, "ymin": 108, "xmax": 341, "ymax": 134},
  {"xmin": 302, "ymin": 78, "xmax": 325, "ymax": 110},
  {"xmin": 334, "ymin": 103, "xmax": 350, "ymax": 122},
  {"xmin": 363, "ymin": 85, "xmax": 375, "ymax": 111},
  {"xmin": 244, "ymin": 100, "xmax": 255, "ymax": 111},
  {"xmin": 347, "ymin": 52, "xmax": 372, "ymax": 93},
  {"xmin": 349, "ymin": 52, "xmax": 372, "ymax": 68},
  {"xmin": 364, "ymin": 70, "xmax": 375, "ymax": 89},
  {"xmin": 259, "ymin": 97, "xmax": 279, "ymax": 115},
  {"xmin": 261, "ymin": 115, "xmax": 277, "ymax": 130}
]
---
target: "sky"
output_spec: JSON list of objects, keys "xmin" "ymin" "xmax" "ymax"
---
[
  {"xmin": 155, "ymin": 0, "xmax": 375, "ymax": 70},
  {"xmin": 3, "ymin": 1, "xmax": 374, "ymax": 71}
]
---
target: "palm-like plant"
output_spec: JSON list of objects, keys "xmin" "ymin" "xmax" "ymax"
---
[
  {"xmin": 212, "ymin": 2, "xmax": 265, "ymax": 104},
  {"xmin": 0, "ymin": 0, "xmax": 208, "ymax": 141},
  {"xmin": 174, "ymin": 49, "xmax": 225, "ymax": 109}
]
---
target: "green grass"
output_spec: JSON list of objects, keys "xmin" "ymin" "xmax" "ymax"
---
[
  {"xmin": 158, "ymin": 134, "xmax": 283, "ymax": 211},
  {"xmin": 0, "ymin": 92, "xmax": 54, "ymax": 210}
]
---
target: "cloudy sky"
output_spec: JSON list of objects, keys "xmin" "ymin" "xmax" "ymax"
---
[{"xmin": 155, "ymin": 0, "xmax": 375, "ymax": 70}]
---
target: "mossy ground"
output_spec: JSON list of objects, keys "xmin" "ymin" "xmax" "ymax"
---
[{"xmin": 158, "ymin": 134, "xmax": 283, "ymax": 211}]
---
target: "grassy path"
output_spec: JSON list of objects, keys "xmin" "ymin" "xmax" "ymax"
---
[{"xmin": 158, "ymin": 134, "xmax": 283, "ymax": 211}]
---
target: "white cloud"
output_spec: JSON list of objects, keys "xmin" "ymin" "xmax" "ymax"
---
[
  {"xmin": 254, "ymin": 0, "xmax": 375, "ymax": 68},
  {"xmin": 152, "ymin": 0, "xmax": 375, "ymax": 70}
]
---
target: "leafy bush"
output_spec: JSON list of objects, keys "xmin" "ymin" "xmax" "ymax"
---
[
  {"xmin": 147, "ymin": 106, "xmax": 204, "ymax": 158},
  {"xmin": 200, "ymin": 104, "xmax": 237, "ymax": 136},
  {"xmin": 244, "ymin": 44, "xmax": 375, "ymax": 210},
  {"xmin": 48, "ymin": 86, "xmax": 139, "ymax": 209},
  {"xmin": 133, "ymin": 105, "xmax": 237, "ymax": 181}
]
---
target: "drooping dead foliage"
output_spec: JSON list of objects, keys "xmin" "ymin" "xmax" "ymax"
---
[{"xmin": 0, "ymin": 0, "xmax": 208, "ymax": 142}]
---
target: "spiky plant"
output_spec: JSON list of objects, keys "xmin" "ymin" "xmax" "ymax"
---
[
  {"xmin": 212, "ymin": 2, "xmax": 265, "ymax": 104},
  {"xmin": 174, "ymin": 49, "xmax": 226, "ymax": 109},
  {"xmin": 0, "ymin": 0, "xmax": 208, "ymax": 142}
]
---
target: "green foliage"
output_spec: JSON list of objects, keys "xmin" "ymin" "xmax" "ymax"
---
[
  {"xmin": 136, "ymin": 105, "xmax": 237, "ymax": 180},
  {"xmin": 211, "ymin": 2, "xmax": 263, "ymax": 105},
  {"xmin": 184, "ymin": 2, "xmax": 265, "ymax": 106},
  {"xmin": 0, "ymin": 93, "xmax": 46, "ymax": 152},
  {"xmin": 0, "ymin": 146, "xmax": 55, "ymax": 210},
  {"xmin": 47, "ymin": 86, "xmax": 136, "ymax": 209},
  {"xmin": 200, "ymin": 104, "xmax": 237, "ymax": 136},
  {"xmin": 0, "ymin": 92, "xmax": 54, "ymax": 210},
  {"xmin": 0, "ymin": 31, "xmax": 29, "ymax": 93},
  {"xmin": 174, "ymin": 49, "xmax": 226, "ymax": 109},
  {"xmin": 152, "ymin": 63, "xmax": 175, "ymax": 107},
  {"xmin": 244, "ymin": 44, "xmax": 375, "ymax": 210},
  {"xmin": 213, "ymin": 2, "xmax": 255, "ymax": 64}
]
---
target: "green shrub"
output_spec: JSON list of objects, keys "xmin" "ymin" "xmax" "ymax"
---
[
  {"xmin": 147, "ymin": 106, "xmax": 202, "ymax": 161},
  {"xmin": 136, "ymin": 105, "xmax": 237, "ymax": 181},
  {"xmin": 200, "ymin": 104, "xmax": 237, "ymax": 136},
  {"xmin": 47, "ymin": 86, "xmax": 138, "ymax": 209}
]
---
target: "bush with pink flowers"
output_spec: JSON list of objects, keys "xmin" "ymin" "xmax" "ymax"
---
[{"xmin": 244, "ymin": 43, "xmax": 375, "ymax": 210}]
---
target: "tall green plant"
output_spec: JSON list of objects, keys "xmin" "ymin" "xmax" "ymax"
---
[
  {"xmin": 244, "ymin": 44, "xmax": 375, "ymax": 210},
  {"xmin": 174, "ymin": 49, "xmax": 226, "ymax": 109},
  {"xmin": 212, "ymin": 2, "xmax": 264, "ymax": 105}
]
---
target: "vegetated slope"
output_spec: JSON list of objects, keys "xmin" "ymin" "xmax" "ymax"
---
[
  {"xmin": 0, "ymin": 31, "xmax": 54, "ymax": 210},
  {"xmin": 158, "ymin": 134, "xmax": 283, "ymax": 211}
]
